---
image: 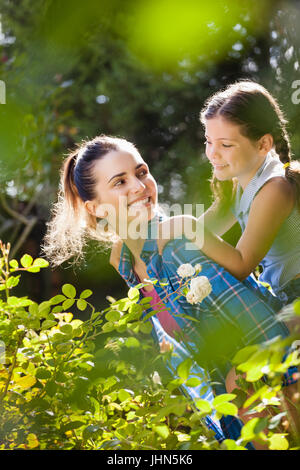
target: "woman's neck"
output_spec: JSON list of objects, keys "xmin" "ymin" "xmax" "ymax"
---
[{"xmin": 123, "ymin": 237, "xmax": 145, "ymax": 262}]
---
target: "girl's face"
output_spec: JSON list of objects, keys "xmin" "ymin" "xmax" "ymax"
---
[
  {"xmin": 88, "ymin": 149, "xmax": 158, "ymax": 235},
  {"xmin": 204, "ymin": 116, "xmax": 267, "ymax": 188}
]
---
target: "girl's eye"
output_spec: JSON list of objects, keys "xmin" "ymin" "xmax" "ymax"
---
[
  {"xmin": 222, "ymin": 144, "xmax": 233, "ymax": 148},
  {"xmin": 138, "ymin": 169, "xmax": 148, "ymax": 177},
  {"xmin": 204, "ymin": 140, "xmax": 211, "ymax": 145}
]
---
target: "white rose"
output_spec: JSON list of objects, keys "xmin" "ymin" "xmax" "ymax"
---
[
  {"xmin": 177, "ymin": 263, "xmax": 195, "ymax": 278},
  {"xmin": 186, "ymin": 276, "xmax": 212, "ymax": 304},
  {"xmin": 152, "ymin": 371, "xmax": 162, "ymax": 385},
  {"xmin": 194, "ymin": 263, "xmax": 202, "ymax": 273}
]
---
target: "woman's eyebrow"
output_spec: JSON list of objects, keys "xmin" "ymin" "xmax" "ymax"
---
[{"xmin": 108, "ymin": 163, "xmax": 146, "ymax": 183}]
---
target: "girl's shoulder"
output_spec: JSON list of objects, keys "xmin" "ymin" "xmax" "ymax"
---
[{"xmin": 254, "ymin": 175, "xmax": 296, "ymax": 209}]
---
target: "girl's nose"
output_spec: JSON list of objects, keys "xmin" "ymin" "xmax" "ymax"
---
[{"xmin": 207, "ymin": 144, "xmax": 220, "ymax": 161}]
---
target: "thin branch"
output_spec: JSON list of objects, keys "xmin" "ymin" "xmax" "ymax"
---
[
  {"xmin": 0, "ymin": 192, "xmax": 29, "ymax": 226},
  {"xmin": 9, "ymin": 216, "xmax": 37, "ymax": 259}
]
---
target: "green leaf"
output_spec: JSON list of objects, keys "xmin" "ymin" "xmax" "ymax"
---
[
  {"xmin": 9, "ymin": 259, "xmax": 19, "ymax": 269},
  {"xmin": 268, "ymin": 433, "xmax": 289, "ymax": 450},
  {"xmin": 254, "ymin": 417, "xmax": 269, "ymax": 435},
  {"xmin": 125, "ymin": 337, "xmax": 140, "ymax": 348},
  {"xmin": 32, "ymin": 258, "xmax": 49, "ymax": 268},
  {"xmin": 7, "ymin": 296, "xmax": 33, "ymax": 307},
  {"xmin": 62, "ymin": 283, "xmax": 76, "ymax": 299},
  {"xmin": 105, "ymin": 310, "xmax": 121, "ymax": 322},
  {"xmin": 215, "ymin": 402, "xmax": 238, "ymax": 416},
  {"xmin": 185, "ymin": 377, "xmax": 201, "ymax": 387},
  {"xmin": 27, "ymin": 267, "xmax": 41, "ymax": 273},
  {"xmin": 41, "ymin": 320, "xmax": 57, "ymax": 330},
  {"xmin": 20, "ymin": 254, "xmax": 33, "ymax": 268},
  {"xmin": 28, "ymin": 302, "xmax": 39, "ymax": 316},
  {"xmin": 50, "ymin": 295, "xmax": 66, "ymax": 305},
  {"xmin": 213, "ymin": 394, "xmax": 236, "ymax": 407},
  {"xmin": 241, "ymin": 418, "xmax": 261, "ymax": 442},
  {"xmin": 128, "ymin": 287, "xmax": 139, "ymax": 302},
  {"xmin": 35, "ymin": 368, "xmax": 52, "ymax": 380},
  {"xmin": 222, "ymin": 439, "xmax": 246, "ymax": 450},
  {"xmin": 177, "ymin": 358, "xmax": 193, "ymax": 380},
  {"xmin": 232, "ymin": 345, "xmax": 259, "ymax": 365},
  {"xmin": 38, "ymin": 301, "xmax": 51, "ymax": 317},
  {"xmin": 154, "ymin": 425, "xmax": 170, "ymax": 440},
  {"xmin": 118, "ymin": 389, "xmax": 132, "ymax": 402},
  {"xmin": 195, "ymin": 399, "xmax": 212, "ymax": 414},
  {"xmin": 16, "ymin": 375, "xmax": 36, "ymax": 389},
  {"xmin": 77, "ymin": 299, "xmax": 87, "ymax": 311},
  {"xmin": 62, "ymin": 299, "xmax": 75, "ymax": 310},
  {"xmin": 60, "ymin": 324, "xmax": 73, "ymax": 335},
  {"xmin": 80, "ymin": 289, "xmax": 93, "ymax": 299},
  {"xmin": 140, "ymin": 322, "xmax": 153, "ymax": 334},
  {"xmin": 6, "ymin": 275, "xmax": 20, "ymax": 288},
  {"xmin": 45, "ymin": 381, "xmax": 57, "ymax": 397},
  {"xmin": 61, "ymin": 421, "xmax": 85, "ymax": 432}
]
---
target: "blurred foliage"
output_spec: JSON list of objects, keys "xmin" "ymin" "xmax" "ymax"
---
[{"xmin": 0, "ymin": 0, "xmax": 300, "ymax": 301}]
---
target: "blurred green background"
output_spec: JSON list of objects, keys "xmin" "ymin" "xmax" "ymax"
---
[{"xmin": 0, "ymin": 0, "xmax": 300, "ymax": 313}]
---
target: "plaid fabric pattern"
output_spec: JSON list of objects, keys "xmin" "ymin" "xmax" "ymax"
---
[{"xmin": 118, "ymin": 214, "xmax": 290, "ymax": 445}]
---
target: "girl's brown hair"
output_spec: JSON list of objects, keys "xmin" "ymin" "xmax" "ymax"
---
[
  {"xmin": 200, "ymin": 80, "xmax": 300, "ymax": 210},
  {"xmin": 42, "ymin": 135, "xmax": 140, "ymax": 267}
]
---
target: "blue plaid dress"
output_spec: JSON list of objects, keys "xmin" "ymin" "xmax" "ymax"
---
[{"xmin": 117, "ymin": 215, "xmax": 291, "ymax": 444}]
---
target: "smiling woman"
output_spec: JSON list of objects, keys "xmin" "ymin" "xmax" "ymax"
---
[{"xmin": 41, "ymin": 133, "xmax": 297, "ymax": 447}]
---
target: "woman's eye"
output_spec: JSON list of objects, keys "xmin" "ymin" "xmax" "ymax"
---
[
  {"xmin": 115, "ymin": 179, "xmax": 125, "ymax": 186},
  {"xmin": 222, "ymin": 144, "xmax": 233, "ymax": 148},
  {"xmin": 204, "ymin": 140, "xmax": 211, "ymax": 145},
  {"xmin": 138, "ymin": 170, "xmax": 147, "ymax": 177}
]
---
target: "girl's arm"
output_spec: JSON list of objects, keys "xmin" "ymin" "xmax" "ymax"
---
[
  {"xmin": 191, "ymin": 177, "xmax": 295, "ymax": 281},
  {"xmin": 158, "ymin": 202, "xmax": 237, "ymax": 255},
  {"xmin": 198, "ymin": 200, "xmax": 238, "ymax": 237}
]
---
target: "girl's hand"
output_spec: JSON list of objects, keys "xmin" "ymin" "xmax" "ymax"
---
[{"xmin": 158, "ymin": 215, "xmax": 196, "ymax": 254}]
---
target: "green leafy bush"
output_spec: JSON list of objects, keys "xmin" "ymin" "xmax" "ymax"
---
[{"xmin": 0, "ymin": 240, "xmax": 299, "ymax": 450}]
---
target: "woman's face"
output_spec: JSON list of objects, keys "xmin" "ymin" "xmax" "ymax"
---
[{"xmin": 88, "ymin": 149, "xmax": 158, "ymax": 236}]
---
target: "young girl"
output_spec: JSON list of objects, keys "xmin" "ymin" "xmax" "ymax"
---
[
  {"xmin": 42, "ymin": 134, "xmax": 294, "ymax": 446},
  {"xmin": 162, "ymin": 80, "xmax": 300, "ymax": 420},
  {"xmin": 195, "ymin": 80, "xmax": 300, "ymax": 305}
]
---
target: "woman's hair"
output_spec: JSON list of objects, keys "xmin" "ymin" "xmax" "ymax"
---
[
  {"xmin": 42, "ymin": 135, "xmax": 140, "ymax": 267},
  {"xmin": 200, "ymin": 80, "xmax": 300, "ymax": 210}
]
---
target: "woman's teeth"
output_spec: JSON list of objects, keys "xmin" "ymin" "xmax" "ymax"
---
[{"xmin": 129, "ymin": 197, "xmax": 150, "ymax": 208}]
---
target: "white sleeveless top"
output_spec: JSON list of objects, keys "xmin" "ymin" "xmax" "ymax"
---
[{"xmin": 231, "ymin": 152, "xmax": 300, "ymax": 295}]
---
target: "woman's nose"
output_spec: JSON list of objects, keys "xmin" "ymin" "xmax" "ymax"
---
[{"xmin": 130, "ymin": 177, "xmax": 146, "ymax": 193}]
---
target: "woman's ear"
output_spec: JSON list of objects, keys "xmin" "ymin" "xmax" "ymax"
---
[
  {"xmin": 258, "ymin": 134, "xmax": 274, "ymax": 155},
  {"xmin": 85, "ymin": 200, "xmax": 108, "ymax": 219},
  {"xmin": 84, "ymin": 200, "xmax": 97, "ymax": 217}
]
